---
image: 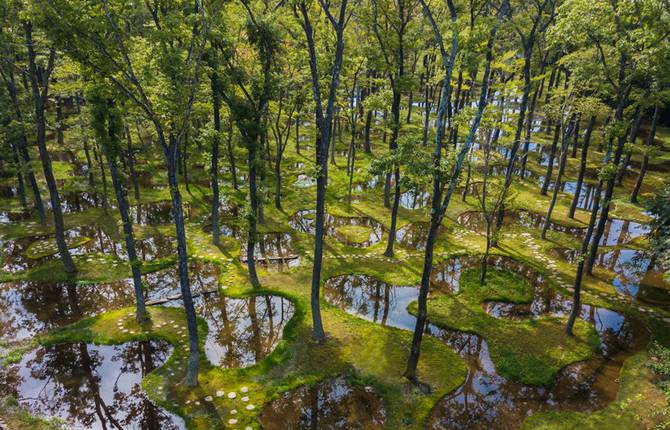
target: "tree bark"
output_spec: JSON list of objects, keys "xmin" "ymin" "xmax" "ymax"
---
[
  {"xmin": 631, "ymin": 104, "xmax": 659, "ymax": 203},
  {"xmin": 569, "ymin": 115, "xmax": 595, "ymax": 218}
]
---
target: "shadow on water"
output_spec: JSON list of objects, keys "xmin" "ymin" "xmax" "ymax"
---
[
  {"xmin": 0, "ymin": 340, "xmax": 186, "ymax": 430},
  {"xmin": 316, "ymin": 255, "xmax": 649, "ymax": 430}
]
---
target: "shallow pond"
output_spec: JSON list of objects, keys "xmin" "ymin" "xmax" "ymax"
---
[
  {"xmin": 322, "ymin": 255, "xmax": 649, "ymax": 430},
  {"xmin": 0, "ymin": 340, "xmax": 186, "ymax": 429},
  {"xmin": 399, "ymin": 189, "xmax": 431, "ymax": 210},
  {"xmin": 0, "ymin": 280, "xmax": 135, "ymax": 341},
  {"xmin": 290, "ymin": 209, "xmax": 383, "ymax": 247},
  {"xmin": 259, "ymin": 376, "xmax": 386, "ymax": 430},
  {"xmin": 148, "ymin": 263, "xmax": 295, "ymax": 368},
  {"xmin": 551, "ymin": 247, "xmax": 670, "ymax": 308}
]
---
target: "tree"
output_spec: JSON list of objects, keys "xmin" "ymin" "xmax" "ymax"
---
[
  {"xmin": 88, "ymin": 85, "xmax": 148, "ymax": 323},
  {"xmin": 296, "ymin": 0, "xmax": 351, "ymax": 343},
  {"xmin": 42, "ymin": 0, "xmax": 208, "ymax": 386}
]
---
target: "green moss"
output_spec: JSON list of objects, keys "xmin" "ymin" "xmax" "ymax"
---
[
  {"xmin": 334, "ymin": 224, "xmax": 373, "ymax": 244},
  {"xmin": 0, "ymin": 397, "xmax": 66, "ymax": 430}
]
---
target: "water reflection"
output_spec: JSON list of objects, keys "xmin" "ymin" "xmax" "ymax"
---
[
  {"xmin": 0, "ymin": 341, "xmax": 186, "ymax": 429},
  {"xmin": 147, "ymin": 264, "xmax": 295, "ymax": 368},
  {"xmin": 0, "ymin": 281, "xmax": 134, "ymax": 341},
  {"xmin": 241, "ymin": 232, "xmax": 300, "ymax": 271},
  {"xmin": 322, "ymin": 255, "xmax": 649, "ymax": 430},
  {"xmin": 259, "ymin": 376, "xmax": 386, "ymax": 430},
  {"xmin": 289, "ymin": 209, "xmax": 383, "ymax": 247}
]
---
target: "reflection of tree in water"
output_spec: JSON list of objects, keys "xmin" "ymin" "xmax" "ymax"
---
[
  {"xmin": 0, "ymin": 281, "xmax": 133, "ymax": 341},
  {"xmin": 260, "ymin": 376, "xmax": 385, "ymax": 430},
  {"xmin": 0, "ymin": 341, "xmax": 181, "ymax": 430},
  {"xmin": 324, "ymin": 275, "xmax": 394, "ymax": 326},
  {"xmin": 201, "ymin": 295, "xmax": 294, "ymax": 368}
]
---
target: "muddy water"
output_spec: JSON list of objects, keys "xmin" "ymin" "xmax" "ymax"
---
[
  {"xmin": 0, "ymin": 281, "xmax": 135, "ymax": 341},
  {"xmin": 240, "ymin": 232, "xmax": 300, "ymax": 271},
  {"xmin": 290, "ymin": 209, "xmax": 383, "ymax": 247},
  {"xmin": 322, "ymin": 256, "xmax": 650, "ymax": 430},
  {"xmin": 259, "ymin": 376, "xmax": 386, "ymax": 429},
  {"xmin": 148, "ymin": 263, "xmax": 295, "ymax": 368},
  {"xmin": 0, "ymin": 340, "xmax": 186, "ymax": 429}
]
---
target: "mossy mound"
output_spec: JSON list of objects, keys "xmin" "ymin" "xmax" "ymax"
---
[{"xmin": 335, "ymin": 224, "xmax": 373, "ymax": 244}]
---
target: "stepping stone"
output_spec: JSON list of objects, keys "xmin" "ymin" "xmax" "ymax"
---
[
  {"xmin": 240, "ymin": 386, "xmax": 248, "ymax": 393},
  {"xmin": 228, "ymin": 419, "xmax": 238, "ymax": 425},
  {"xmin": 230, "ymin": 409, "xmax": 237, "ymax": 414},
  {"xmin": 204, "ymin": 396, "xmax": 213, "ymax": 402},
  {"xmin": 246, "ymin": 404, "xmax": 255, "ymax": 410},
  {"xmin": 228, "ymin": 392, "xmax": 237, "ymax": 399},
  {"xmin": 216, "ymin": 390, "xmax": 225, "ymax": 397},
  {"xmin": 241, "ymin": 396, "xmax": 249, "ymax": 402}
]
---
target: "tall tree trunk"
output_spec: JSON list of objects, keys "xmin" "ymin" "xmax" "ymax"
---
[
  {"xmin": 164, "ymin": 137, "xmax": 199, "ymax": 386},
  {"xmin": 615, "ymin": 106, "xmax": 643, "ymax": 186},
  {"xmin": 11, "ymin": 142, "xmax": 27, "ymax": 207},
  {"xmin": 569, "ymin": 115, "xmax": 595, "ymax": 218},
  {"xmin": 364, "ymin": 110, "xmax": 373, "ymax": 153},
  {"xmin": 125, "ymin": 126, "xmax": 140, "ymax": 201},
  {"xmin": 384, "ymin": 88, "xmax": 402, "ymax": 256},
  {"xmin": 23, "ymin": 24, "xmax": 76, "ymax": 274},
  {"xmin": 567, "ymin": 179, "xmax": 603, "ymax": 335},
  {"xmin": 101, "ymin": 140, "xmax": 147, "ymax": 323},
  {"xmin": 211, "ymin": 72, "xmax": 221, "ymax": 245},
  {"xmin": 540, "ymin": 123, "xmax": 561, "ymax": 196},
  {"xmin": 246, "ymin": 132, "xmax": 261, "ymax": 288},
  {"xmin": 631, "ymin": 104, "xmax": 659, "ymax": 203},
  {"xmin": 226, "ymin": 120, "xmax": 239, "ymax": 191},
  {"xmin": 542, "ymin": 119, "xmax": 573, "ymax": 239}
]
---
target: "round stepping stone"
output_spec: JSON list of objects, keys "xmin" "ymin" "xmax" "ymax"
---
[
  {"xmin": 205, "ymin": 396, "xmax": 213, "ymax": 402},
  {"xmin": 230, "ymin": 409, "xmax": 237, "ymax": 414},
  {"xmin": 241, "ymin": 396, "xmax": 249, "ymax": 402},
  {"xmin": 216, "ymin": 390, "xmax": 225, "ymax": 397},
  {"xmin": 228, "ymin": 419, "xmax": 238, "ymax": 425},
  {"xmin": 228, "ymin": 392, "xmax": 237, "ymax": 399},
  {"xmin": 246, "ymin": 404, "xmax": 255, "ymax": 410},
  {"xmin": 240, "ymin": 386, "xmax": 248, "ymax": 393}
]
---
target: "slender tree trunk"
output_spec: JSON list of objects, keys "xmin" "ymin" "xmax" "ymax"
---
[
  {"xmin": 125, "ymin": 126, "xmax": 140, "ymax": 201},
  {"xmin": 542, "ymin": 119, "xmax": 573, "ymax": 239},
  {"xmin": 569, "ymin": 115, "xmax": 595, "ymax": 218},
  {"xmin": 567, "ymin": 179, "xmax": 603, "ymax": 335},
  {"xmin": 246, "ymin": 132, "xmax": 261, "ymax": 288},
  {"xmin": 211, "ymin": 73, "xmax": 221, "ymax": 245},
  {"xmin": 616, "ymin": 106, "xmax": 643, "ymax": 185},
  {"xmin": 631, "ymin": 105, "xmax": 659, "ymax": 203},
  {"xmin": 164, "ymin": 137, "xmax": 199, "ymax": 386},
  {"xmin": 540, "ymin": 123, "xmax": 560, "ymax": 195},
  {"xmin": 570, "ymin": 115, "xmax": 581, "ymax": 158},
  {"xmin": 11, "ymin": 142, "xmax": 27, "ymax": 207},
  {"xmin": 226, "ymin": 120, "xmax": 239, "ymax": 191},
  {"xmin": 102, "ymin": 142, "xmax": 147, "ymax": 323},
  {"xmin": 23, "ymin": 27, "xmax": 76, "ymax": 274},
  {"xmin": 364, "ymin": 110, "xmax": 373, "ymax": 153},
  {"xmin": 384, "ymin": 89, "xmax": 402, "ymax": 256}
]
